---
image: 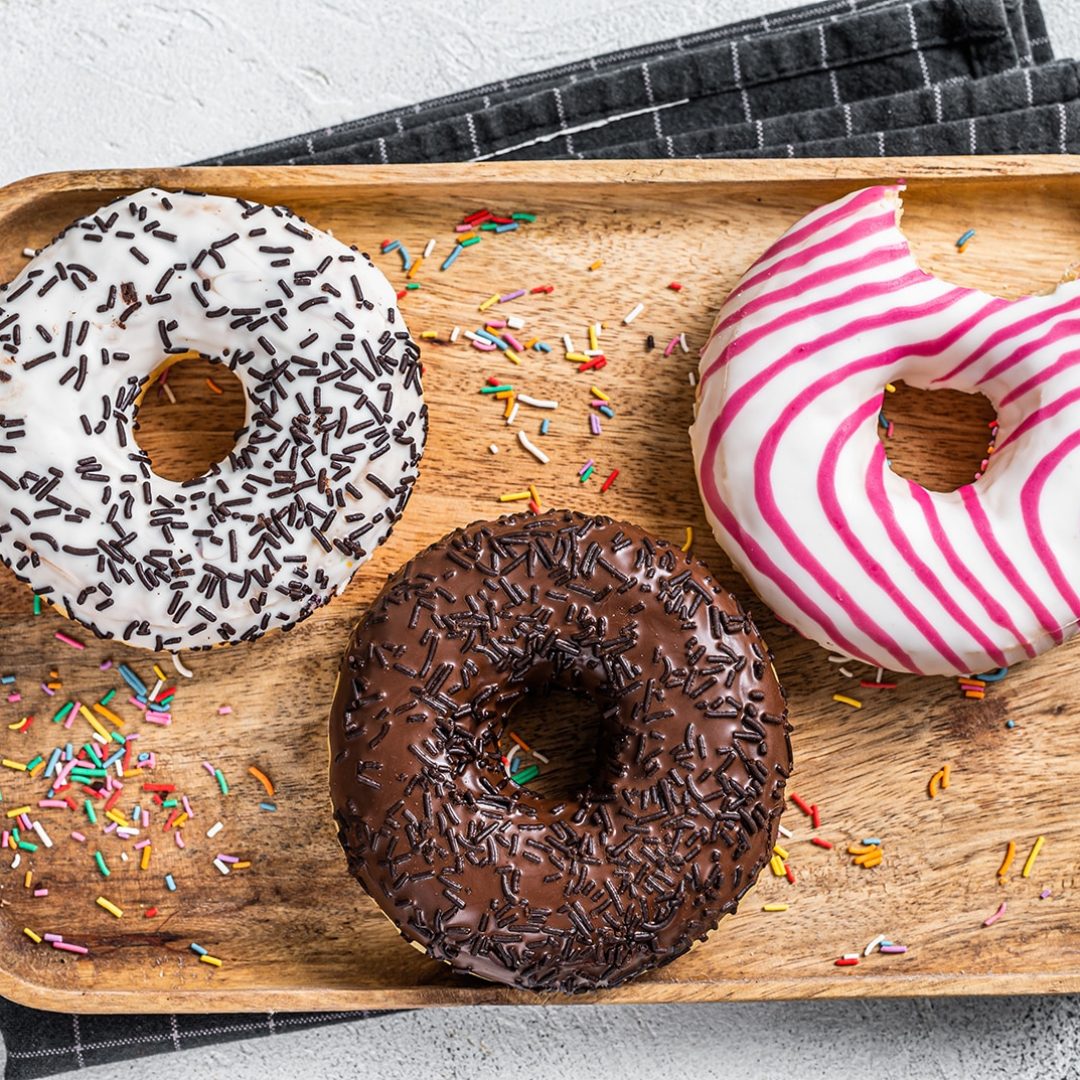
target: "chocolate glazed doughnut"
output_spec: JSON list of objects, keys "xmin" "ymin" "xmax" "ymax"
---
[{"xmin": 329, "ymin": 511, "xmax": 792, "ymax": 993}]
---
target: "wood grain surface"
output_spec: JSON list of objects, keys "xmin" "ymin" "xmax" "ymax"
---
[{"xmin": 1, "ymin": 158, "xmax": 1080, "ymax": 1013}]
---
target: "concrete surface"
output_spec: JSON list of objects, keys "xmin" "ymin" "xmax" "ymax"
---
[{"xmin": 4, "ymin": 1, "xmax": 1080, "ymax": 1077}]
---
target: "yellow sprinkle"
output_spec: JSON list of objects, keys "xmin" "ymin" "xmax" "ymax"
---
[
  {"xmin": 232, "ymin": 861, "xmax": 251, "ymax": 869},
  {"xmin": 93, "ymin": 703, "xmax": 125, "ymax": 728},
  {"xmin": 104, "ymin": 810, "xmax": 128, "ymax": 828},
  {"xmin": 773, "ymin": 844, "xmax": 789, "ymax": 860},
  {"xmin": 479, "ymin": 293, "xmax": 500, "ymax": 311},
  {"xmin": 504, "ymin": 348, "xmax": 522, "ymax": 365},
  {"xmin": 589, "ymin": 259, "xmax": 603, "ymax": 271},
  {"xmin": 588, "ymin": 324, "xmax": 598, "ymax": 351},
  {"xmin": 502, "ymin": 392, "xmax": 516, "ymax": 419},
  {"xmin": 1021, "ymin": 835, "xmax": 1045, "ymax": 878},
  {"xmin": 498, "ymin": 491, "xmax": 532, "ymax": 502},
  {"xmin": 885, "ymin": 383, "xmax": 897, "ymax": 393},
  {"xmin": 6, "ymin": 805, "xmax": 32, "ymax": 818},
  {"xmin": 681, "ymin": 527, "xmax": 693, "ymax": 553},
  {"xmin": 406, "ymin": 256, "xmax": 423, "ymax": 280},
  {"xmin": 23, "ymin": 928, "xmax": 41, "ymax": 944},
  {"xmin": 80, "ymin": 705, "xmax": 110, "ymax": 740},
  {"xmin": 96, "ymin": 896, "xmax": 124, "ymax": 918},
  {"xmin": 140, "ymin": 844, "xmax": 152, "ymax": 871},
  {"xmin": 566, "ymin": 352, "xmax": 590, "ymax": 363},
  {"xmin": 528, "ymin": 483, "xmax": 541, "ymax": 508},
  {"xmin": 769, "ymin": 854, "xmax": 786, "ymax": 877},
  {"xmin": 590, "ymin": 385, "xmax": 610, "ymax": 401},
  {"xmin": 3, "ymin": 759, "xmax": 27, "ymax": 771},
  {"xmin": 847, "ymin": 844, "xmax": 877, "ymax": 855},
  {"xmin": 832, "ymin": 694, "xmax": 863, "ymax": 709},
  {"xmin": 200, "ymin": 954, "xmax": 223, "ymax": 967},
  {"xmin": 762, "ymin": 903, "xmax": 789, "ymax": 912},
  {"xmin": 29, "ymin": 759, "xmax": 45, "ymax": 778},
  {"xmin": 420, "ymin": 330, "xmax": 437, "ymax": 339},
  {"xmin": 152, "ymin": 664, "xmax": 167, "ymax": 682},
  {"xmin": 854, "ymin": 851, "xmax": 883, "ymax": 867},
  {"xmin": 23, "ymin": 870, "xmax": 32, "ymax": 889},
  {"xmin": 997, "ymin": 840, "xmax": 1015, "ymax": 881},
  {"xmin": 172, "ymin": 812, "xmax": 189, "ymax": 829},
  {"xmin": 458, "ymin": 232, "xmax": 477, "ymax": 244}
]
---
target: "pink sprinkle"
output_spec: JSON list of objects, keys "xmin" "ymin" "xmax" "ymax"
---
[
  {"xmin": 454, "ymin": 223, "xmax": 474, "ymax": 232},
  {"xmin": 134, "ymin": 839, "xmax": 150, "ymax": 850},
  {"xmin": 37, "ymin": 800, "xmax": 66, "ymax": 809},
  {"xmin": 54, "ymin": 631, "xmax": 85, "ymax": 650},
  {"xmin": 33, "ymin": 889, "xmax": 48, "ymax": 897},
  {"xmin": 143, "ymin": 713, "xmax": 171, "ymax": 726},
  {"xmin": 182, "ymin": 796, "xmax": 193, "ymax": 817},
  {"xmin": 129, "ymin": 697, "xmax": 147, "ymax": 711},
  {"xmin": 886, "ymin": 421, "xmax": 895, "ymax": 438},
  {"xmin": 499, "ymin": 289, "xmax": 525, "ymax": 303},
  {"xmin": 202, "ymin": 762, "xmax": 217, "ymax": 776},
  {"xmin": 99, "ymin": 660, "xmax": 113, "ymax": 671},
  {"xmin": 52, "ymin": 941, "xmax": 88, "ymax": 955},
  {"xmin": 503, "ymin": 333, "xmax": 523, "ymax": 351},
  {"xmin": 663, "ymin": 336, "xmax": 679, "ymax": 357},
  {"xmin": 217, "ymin": 706, "xmax": 233, "ymax": 716},
  {"xmin": 983, "ymin": 901, "xmax": 1007, "ymax": 927},
  {"xmin": 217, "ymin": 854, "xmax": 240, "ymax": 863},
  {"xmin": 40, "ymin": 684, "xmax": 55, "ymax": 696},
  {"xmin": 70, "ymin": 831, "xmax": 86, "ymax": 842},
  {"xmin": 578, "ymin": 459, "xmax": 594, "ymax": 477},
  {"xmin": 175, "ymin": 832, "xmax": 185, "ymax": 849},
  {"xmin": 7, "ymin": 692, "xmax": 21, "ymax": 703},
  {"xmin": 484, "ymin": 318, "xmax": 506, "ymax": 329},
  {"xmin": 1, "ymin": 830, "xmax": 7, "ymax": 848},
  {"xmin": 103, "ymin": 822, "xmax": 117, "ymax": 835},
  {"xmin": 589, "ymin": 414, "xmax": 602, "ymax": 436},
  {"xmin": 43, "ymin": 933, "xmax": 63, "ymax": 943},
  {"xmin": 1040, "ymin": 888, "xmax": 1052, "ymax": 899},
  {"xmin": 63, "ymin": 700, "xmax": 78, "ymax": 730},
  {"xmin": 18, "ymin": 814, "xmax": 31, "ymax": 830},
  {"xmin": 471, "ymin": 339, "xmax": 497, "ymax": 351},
  {"xmin": 879, "ymin": 945, "xmax": 908, "ymax": 954}
]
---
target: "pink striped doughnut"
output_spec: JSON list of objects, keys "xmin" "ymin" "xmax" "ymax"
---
[{"xmin": 690, "ymin": 183, "xmax": 1080, "ymax": 677}]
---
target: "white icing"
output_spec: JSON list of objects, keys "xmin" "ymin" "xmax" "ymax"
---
[
  {"xmin": 0, "ymin": 188, "xmax": 426, "ymax": 650},
  {"xmin": 691, "ymin": 184, "xmax": 1080, "ymax": 676}
]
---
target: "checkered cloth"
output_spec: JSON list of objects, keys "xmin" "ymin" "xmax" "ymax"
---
[{"xmin": 4, "ymin": 0, "xmax": 1075, "ymax": 1075}]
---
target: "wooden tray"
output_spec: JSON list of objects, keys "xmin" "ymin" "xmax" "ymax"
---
[{"xmin": 2, "ymin": 158, "xmax": 1080, "ymax": 1013}]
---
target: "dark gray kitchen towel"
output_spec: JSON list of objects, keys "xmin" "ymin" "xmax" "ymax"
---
[{"xmin": 3, "ymin": 0, "xmax": 1069, "ymax": 1076}]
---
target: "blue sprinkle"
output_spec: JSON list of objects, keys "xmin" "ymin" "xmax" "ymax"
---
[
  {"xmin": 118, "ymin": 664, "xmax": 148, "ymax": 697},
  {"xmin": 1006, "ymin": 719, "xmax": 1016, "ymax": 729},
  {"xmin": 535, "ymin": 342, "xmax": 551, "ymax": 352},
  {"xmin": 861, "ymin": 837, "xmax": 882, "ymax": 846},
  {"xmin": 599, "ymin": 405, "xmax": 615, "ymax": 419},
  {"xmin": 165, "ymin": 874, "xmax": 177, "ymax": 892},
  {"xmin": 190, "ymin": 943, "xmax": 208, "ymax": 956},
  {"xmin": 45, "ymin": 748, "xmax": 62, "ymax": 778},
  {"xmin": 440, "ymin": 244, "xmax": 463, "ymax": 271},
  {"xmin": 380, "ymin": 240, "xmax": 400, "ymax": 254},
  {"xmin": 138, "ymin": 752, "xmax": 150, "ymax": 762},
  {"xmin": 397, "ymin": 244, "xmax": 412, "ymax": 272},
  {"xmin": 494, "ymin": 222, "xmax": 519, "ymax": 233},
  {"xmin": 1, "ymin": 674, "xmax": 15, "ymax": 684},
  {"xmin": 976, "ymin": 667, "xmax": 1009, "ymax": 682},
  {"xmin": 259, "ymin": 802, "xmax": 277, "ymax": 812},
  {"xmin": 956, "ymin": 228, "xmax": 976, "ymax": 248},
  {"xmin": 476, "ymin": 328, "xmax": 508, "ymax": 349},
  {"xmin": 540, "ymin": 419, "xmax": 550, "ymax": 436}
]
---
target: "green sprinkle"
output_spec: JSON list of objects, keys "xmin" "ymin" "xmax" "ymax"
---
[
  {"xmin": 70, "ymin": 768, "xmax": 107, "ymax": 779},
  {"xmin": 480, "ymin": 385, "xmax": 513, "ymax": 394},
  {"xmin": 84, "ymin": 800, "xmax": 97, "ymax": 824},
  {"xmin": 511, "ymin": 212, "xmax": 536, "ymax": 222},
  {"xmin": 510, "ymin": 764, "xmax": 539, "ymax": 785},
  {"xmin": 162, "ymin": 799, "xmax": 178, "ymax": 808},
  {"xmin": 215, "ymin": 769, "xmax": 229, "ymax": 795},
  {"xmin": 479, "ymin": 222, "xmax": 498, "ymax": 231},
  {"xmin": 580, "ymin": 465, "xmax": 595, "ymax": 483},
  {"xmin": 110, "ymin": 731, "xmax": 125, "ymax": 746},
  {"xmin": 405, "ymin": 282, "xmax": 421, "ymax": 291},
  {"xmin": 83, "ymin": 744, "xmax": 103, "ymax": 767},
  {"xmin": 53, "ymin": 702, "xmax": 74, "ymax": 724},
  {"xmin": 17, "ymin": 841, "xmax": 38, "ymax": 852},
  {"xmin": 94, "ymin": 850, "xmax": 110, "ymax": 877},
  {"xmin": 100, "ymin": 688, "xmax": 116, "ymax": 706},
  {"xmin": 32, "ymin": 595, "xmax": 41, "ymax": 616},
  {"xmin": 25, "ymin": 756, "xmax": 43, "ymax": 772},
  {"xmin": 459, "ymin": 236, "xmax": 481, "ymax": 248}
]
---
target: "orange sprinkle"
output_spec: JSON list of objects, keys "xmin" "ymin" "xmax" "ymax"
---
[
  {"xmin": 509, "ymin": 732, "xmax": 533, "ymax": 753},
  {"xmin": 997, "ymin": 840, "xmax": 1016, "ymax": 881},
  {"xmin": 248, "ymin": 766, "xmax": 275, "ymax": 798},
  {"xmin": 206, "ymin": 378, "xmax": 223, "ymax": 395}
]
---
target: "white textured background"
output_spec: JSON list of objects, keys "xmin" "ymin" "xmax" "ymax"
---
[{"xmin": 4, "ymin": 1, "xmax": 1080, "ymax": 1077}]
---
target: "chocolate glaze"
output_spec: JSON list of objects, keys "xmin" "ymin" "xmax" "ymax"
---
[{"xmin": 328, "ymin": 511, "xmax": 792, "ymax": 993}]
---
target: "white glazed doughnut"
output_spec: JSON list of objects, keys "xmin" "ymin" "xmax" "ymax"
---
[
  {"xmin": 690, "ymin": 183, "xmax": 1080, "ymax": 677},
  {"xmin": 0, "ymin": 188, "xmax": 426, "ymax": 651}
]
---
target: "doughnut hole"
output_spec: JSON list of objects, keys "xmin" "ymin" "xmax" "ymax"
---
[
  {"xmin": 134, "ymin": 353, "xmax": 247, "ymax": 482},
  {"xmin": 878, "ymin": 381, "xmax": 997, "ymax": 493},
  {"xmin": 501, "ymin": 687, "xmax": 601, "ymax": 801}
]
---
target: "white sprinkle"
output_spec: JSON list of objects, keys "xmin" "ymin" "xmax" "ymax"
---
[
  {"xmin": 91, "ymin": 732, "xmax": 108, "ymax": 745},
  {"xmin": 464, "ymin": 330, "xmax": 483, "ymax": 343},
  {"xmin": 11, "ymin": 853, "xmax": 20, "ymax": 870},
  {"xmin": 161, "ymin": 381, "xmax": 177, "ymax": 405},
  {"xmin": 532, "ymin": 750, "xmax": 551, "ymax": 764},
  {"xmin": 423, "ymin": 238, "xmax": 436, "ymax": 259},
  {"xmin": 838, "ymin": 666, "xmax": 854, "ymax": 678},
  {"xmin": 842, "ymin": 953, "xmax": 860, "ymax": 961},
  {"xmin": 488, "ymin": 444, "xmax": 499, "ymax": 455},
  {"xmin": 827, "ymin": 655, "xmax": 849, "ymax": 664},
  {"xmin": 688, "ymin": 371, "xmax": 696, "ymax": 386},
  {"xmin": 206, "ymin": 821, "xmax": 223, "ymax": 839},
  {"xmin": 517, "ymin": 430, "xmax": 550, "ymax": 464},
  {"xmin": 32, "ymin": 821, "xmax": 52, "ymax": 849},
  {"xmin": 213, "ymin": 858, "xmax": 231, "ymax": 876},
  {"xmin": 149, "ymin": 678, "xmax": 163, "ymax": 702},
  {"xmin": 120, "ymin": 851, "xmax": 129, "ymax": 862},
  {"xmin": 172, "ymin": 652, "xmax": 193, "ymax": 679},
  {"xmin": 583, "ymin": 349, "xmax": 604, "ymax": 357},
  {"xmin": 21, "ymin": 247, "xmax": 34, "ymax": 258},
  {"xmin": 116, "ymin": 827, "xmax": 139, "ymax": 839},
  {"xmin": 623, "ymin": 302, "xmax": 645, "ymax": 324},
  {"xmin": 875, "ymin": 667, "xmax": 884, "ymax": 683},
  {"xmin": 449, "ymin": 326, "xmax": 461, "ymax": 343},
  {"xmin": 507, "ymin": 315, "xmax": 525, "ymax": 330},
  {"xmin": 517, "ymin": 394, "xmax": 558, "ymax": 409},
  {"xmin": 506, "ymin": 402, "xmax": 519, "ymax": 425},
  {"xmin": 562, "ymin": 334, "xmax": 575, "ymax": 354},
  {"xmin": 592, "ymin": 321, "xmax": 603, "ymax": 337},
  {"xmin": 679, "ymin": 332, "xmax": 689, "ymax": 353},
  {"xmin": 777, "ymin": 824, "xmax": 793, "ymax": 838},
  {"xmin": 863, "ymin": 933, "xmax": 886, "ymax": 957}
]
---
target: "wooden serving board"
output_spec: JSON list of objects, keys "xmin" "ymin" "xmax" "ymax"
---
[{"xmin": 2, "ymin": 158, "xmax": 1080, "ymax": 1013}]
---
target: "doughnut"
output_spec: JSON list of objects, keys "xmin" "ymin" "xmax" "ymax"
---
[
  {"xmin": 690, "ymin": 182, "xmax": 1080, "ymax": 677},
  {"xmin": 0, "ymin": 188, "xmax": 426, "ymax": 651},
  {"xmin": 329, "ymin": 510, "xmax": 791, "ymax": 993}
]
